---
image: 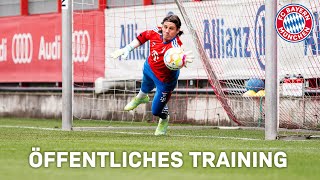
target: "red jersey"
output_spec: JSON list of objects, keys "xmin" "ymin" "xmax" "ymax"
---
[{"xmin": 136, "ymin": 27, "xmax": 183, "ymax": 82}]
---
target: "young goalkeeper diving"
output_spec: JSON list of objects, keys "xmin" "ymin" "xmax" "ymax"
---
[{"xmin": 111, "ymin": 14, "xmax": 194, "ymax": 135}]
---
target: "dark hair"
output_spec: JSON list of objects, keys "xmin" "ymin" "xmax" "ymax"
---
[{"xmin": 159, "ymin": 14, "xmax": 184, "ymax": 36}]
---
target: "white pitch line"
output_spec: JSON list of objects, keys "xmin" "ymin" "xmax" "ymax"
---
[
  {"xmin": 6, "ymin": 125, "xmax": 317, "ymax": 141},
  {"xmin": 173, "ymin": 134, "xmax": 259, "ymax": 140},
  {"xmin": 105, "ymin": 131, "xmax": 260, "ymax": 141},
  {"xmin": 0, "ymin": 125, "xmax": 260, "ymax": 141},
  {"xmin": 0, "ymin": 125, "xmax": 60, "ymax": 131}
]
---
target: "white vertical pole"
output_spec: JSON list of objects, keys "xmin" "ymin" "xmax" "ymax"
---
[
  {"xmin": 265, "ymin": 0, "xmax": 278, "ymax": 140},
  {"xmin": 62, "ymin": 0, "xmax": 73, "ymax": 130}
]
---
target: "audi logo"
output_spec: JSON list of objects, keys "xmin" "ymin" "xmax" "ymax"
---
[
  {"xmin": 12, "ymin": 33, "xmax": 33, "ymax": 64},
  {"xmin": 72, "ymin": 30, "xmax": 90, "ymax": 62}
]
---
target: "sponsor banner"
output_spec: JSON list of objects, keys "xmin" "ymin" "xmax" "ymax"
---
[
  {"xmin": 105, "ymin": 0, "xmax": 320, "ymax": 81},
  {"xmin": 0, "ymin": 11, "xmax": 105, "ymax": 82}
]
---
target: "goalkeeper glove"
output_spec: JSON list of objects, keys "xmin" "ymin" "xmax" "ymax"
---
[
  {"xmin": 111, "ymin": 45, "xmax": 134, "ymax": 60},
  {"xmin": 180, "ymin": 45, "xmax": 194, "ymax": 67},
  {"xmin": 183, "ymin": 50, "xmax": 195, "ymax": 67}
]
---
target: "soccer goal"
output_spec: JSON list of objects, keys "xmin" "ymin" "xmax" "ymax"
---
[{"xmin": 62, "ymin": 0, "xmax": 320, "ymax": 140}]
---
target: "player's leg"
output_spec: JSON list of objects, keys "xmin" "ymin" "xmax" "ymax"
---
[
  {"xmin": 154, "ymin": 104, "xmax": 170, "ymax": 135},
  {"xmin": 153, "ymin": 85, "xmax": 175, "ymax": 135},
  {"xmin": 124, "ymin": 69, "xmax": 155, "ymax": 111},
  {"xmin": 151, "ymin": 90, "xmax": 172, "ymax": 119}
]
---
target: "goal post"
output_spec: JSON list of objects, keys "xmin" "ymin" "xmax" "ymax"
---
[
  {"xmin": 264, "ymin": 0, "xmax": 278, "ymax": 140},
  {"xmin": 62, "ymin": 0, "xmax": 73, "ymax": 131},
  {"xmin": 61, "ymin": 0, "xmax": 320, "ymax": 139}
]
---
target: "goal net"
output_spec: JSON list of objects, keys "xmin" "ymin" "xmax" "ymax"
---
[
  {"xmin": 173, "ymin": 0, "xmax": 320, "ymax": 137},
  {"xmin": 66, "ymin": 0, "xmax": 320, "ymax": 135}
]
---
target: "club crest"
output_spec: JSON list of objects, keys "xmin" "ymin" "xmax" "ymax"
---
[{"xmin": 275, "ymin": 4, "xmax": 314, "ymax": 43}]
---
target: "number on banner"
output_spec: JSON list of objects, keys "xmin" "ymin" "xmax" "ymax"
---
[{"xmin": 61, "ymin": 0, "xmax": 68, "ymax": 9}]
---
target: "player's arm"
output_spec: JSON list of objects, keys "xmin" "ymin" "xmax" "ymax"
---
[{"xmin": 111, "ymin": 39, "xmax": 141, "ymax": 59}]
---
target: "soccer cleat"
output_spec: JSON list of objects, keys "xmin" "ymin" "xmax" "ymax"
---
[
  {"xmin": 124, "ymin": 96, "xmax": 150, "ymax": 111},
  {"xmin": 154, "ymin": 115, "xmax": 169, "ymax": 136}
]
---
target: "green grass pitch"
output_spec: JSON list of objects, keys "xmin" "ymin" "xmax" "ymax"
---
[{"xmin": 0, "ymin": 118, "xmax": 319, "ymax": 180}]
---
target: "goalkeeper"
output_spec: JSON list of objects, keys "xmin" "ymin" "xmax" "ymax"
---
[{"xmin": 111, "ymin": 14, "xmax": 193, "ymax": 135}]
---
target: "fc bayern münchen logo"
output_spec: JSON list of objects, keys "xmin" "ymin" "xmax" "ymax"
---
[{"xmin": 275, "ymin": 4, "xmax": 314, "ymax": 43}]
